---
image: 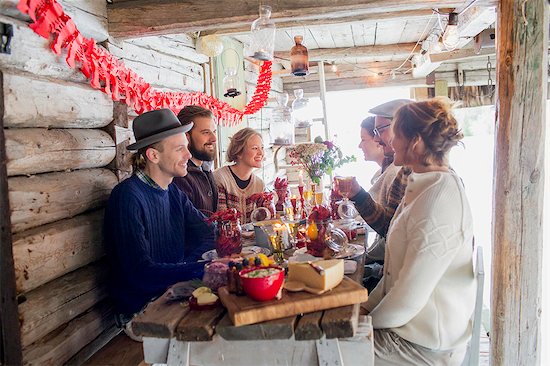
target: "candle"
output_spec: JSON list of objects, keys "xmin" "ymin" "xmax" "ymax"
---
[
  {"xmin": 298, "ymin": 170, "xmax": 304, "ymax": 187},
  {"xmin": 290, "ymin": 196, "xmax": 297, "ymax": 211}
]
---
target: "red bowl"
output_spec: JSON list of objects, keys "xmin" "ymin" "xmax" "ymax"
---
[{"xmin": 239, "ymin": 266, "xmax": 284, "ymax": 302}]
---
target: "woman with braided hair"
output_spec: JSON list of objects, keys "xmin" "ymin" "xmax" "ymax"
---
[{"xmin": 365, "ymin": 97, "xmax": 476, "ymax": 365}]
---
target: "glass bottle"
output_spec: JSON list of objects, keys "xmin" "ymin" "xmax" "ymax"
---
[
  {"xmin": 291, "ymin": 89, "xmax": 312, "ymax": 128},
  {"xmin": 290, "ymin": 35, "xmax": 309, "ymax": 76},
  {"xmin": 249, "ymin": 5, "xmax": 276, "ymax": 61},
  {"xmin": 270, "ymin": 92, "xmax": 294, "ymax": 145}
]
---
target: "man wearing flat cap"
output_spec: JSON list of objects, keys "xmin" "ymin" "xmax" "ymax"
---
[
  {"xmin": 104, "ymin": 108, "xmax": 215, "ymax": 328},
  {"xmin": 348, "ymin": 99, "xmax": 413, "ymax": 267}
]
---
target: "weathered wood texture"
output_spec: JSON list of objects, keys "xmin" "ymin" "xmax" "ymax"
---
[
  {"xmin": 106, "ymin": 0, "xmax": 493, "ymax": 39},
  {"xmin": 105, "ymin": 102, "xmax": 133, "ymax": 181},
  {"xmin": 0, "ymin": 70, "xmax": 23, "ymax": 366},
  {"xmin": 21, "ymin": 300, "xmax": 114, "ymax": 366},
  {"xmin": 284, "ymin": 68, "xmax": 500, "ymax": 95},
  {"xmin": 5, "ymin": 128, "xmax": 115, "ymax": 176},
  {"xmin": 0, "ymin": 14, "xmax": 85, "ymax": 83},
  {"xmin": 107, "ymin": 40, "xmax": 204, "ymax": 92},
  {"xmin": 295, "ymin": 312, "xmax": 324, "ymax": 341},
  {"xmin": 9, "ymin": 168, "xmax": 116, "ymax": 233},
  {"xmin": 276, "ymin": 43, "xmax": 417, "ymax": 62},
  {"xmin": 176, "ymin": 306, "xmax": 225, "ymax": 341},
  {"xmin": 132, "ymin": 298, "xmax": 191, "ymax": 338},
  {"xmin": 2, "ymin": 73, "xmax": 113, "ymax": 128},
  {"xmin": 491, "ymin": 0, "xmax": 547, "ymax": 365},
  {"xmin": 216, "ymin": 314, "xmax": 296, "ymax": 340},
  {"xmin": 18, "ymin": 261, "xmax": 108, "ymax": 347},
  {"xmin": 0, "ymin": 0, "xmax": 108, "ymax": 42},
  {"xmin": 12, "ymin": 210, "xmax": 106, "ymax": 293}
]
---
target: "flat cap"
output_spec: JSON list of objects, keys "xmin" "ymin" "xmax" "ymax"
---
[{"xmin": 368, "ymin": 99, "xmax": 413, "ymax": 119}]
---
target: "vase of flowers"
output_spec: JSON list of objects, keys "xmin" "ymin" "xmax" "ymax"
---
[
  {"xmin": 207, "ymin": 208, "xmax": 242, "ymax": 258},
  {"xmin": 289, "ymin": 137, "xmax": 355, "ymax": 186},
  {"xmin": 273, "ymin": 177, "xmax": 290, "ymax": 212}
]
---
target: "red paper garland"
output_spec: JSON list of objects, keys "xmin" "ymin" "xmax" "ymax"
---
[{"xmin": 17, "ymin": 0, "xmax": 272, "ymax": 126}]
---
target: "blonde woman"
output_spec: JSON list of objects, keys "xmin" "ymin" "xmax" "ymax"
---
[
  {"xmin": 366, "ymin": 98, "xmax": 476, "ymax": 365},
  {"xmin": 214, "ymin": 128, "xmax": 265, "ymax": 223}
]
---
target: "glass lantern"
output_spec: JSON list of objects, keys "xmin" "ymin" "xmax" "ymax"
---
[
  {"xmin": 270, "ymin": 92, "xmax": 294, "ymax": 145},
  {"xmin": 290, "ymin": 35, "xmax": 309, "ymax": 76},
  {"xmin": 291, "ymin": 89, "xmax": 312, "ymax": 128},
  {"xmin": 249, "ymin": 5, "xmax": 276, "ymax": 61},
  {"xmin": 223, "ymin": 67, "xmax": 241, "ymax": 98}
]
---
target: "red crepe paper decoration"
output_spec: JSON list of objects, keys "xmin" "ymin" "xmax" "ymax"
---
[{"xmin": 17, "ymin": 0, "xmax": 272, "ymax": 126}]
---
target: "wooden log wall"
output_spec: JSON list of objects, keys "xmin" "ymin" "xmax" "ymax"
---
[{"xmin": 0, "ymin": 1, "xmax": 207, "ymax": 364}]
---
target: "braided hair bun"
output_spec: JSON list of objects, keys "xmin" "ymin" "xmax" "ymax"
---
[{"xmin": 393, "ymin": 97, "xmax": 463, "ymax": 166}]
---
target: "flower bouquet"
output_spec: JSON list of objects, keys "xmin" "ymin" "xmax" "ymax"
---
[
  {"xmin": 206, "ymin": 208, "xmax": 242, "ymax": 258},
  {"xmin": 273, "ymin": 177, "xmax": 290, "ymax": 211},
  {"xmin": 289, "ymin": 137, "xmax": 355, "ymax": 185}
]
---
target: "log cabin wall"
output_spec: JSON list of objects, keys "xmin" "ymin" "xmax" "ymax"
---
[{"xmin": 0, "ymin": 1, "xmax": 207, "ymax": 364}]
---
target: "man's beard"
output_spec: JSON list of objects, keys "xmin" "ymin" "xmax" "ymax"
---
[{"xmin": 189, "ymin": 138, "xmax": 216, "ymax": 161}]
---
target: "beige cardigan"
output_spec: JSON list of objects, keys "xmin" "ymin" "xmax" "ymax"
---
[{"xmin": 213, "ymin": 166, "xmax": 265, "ymax": 223}]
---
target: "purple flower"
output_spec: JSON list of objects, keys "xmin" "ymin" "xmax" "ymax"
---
[{"xmin": 323, "ymin": 140, "xmax": 335, "ymax": 149}]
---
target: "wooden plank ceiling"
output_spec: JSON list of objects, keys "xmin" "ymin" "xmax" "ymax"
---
[{"xmin": 106, "ymin": 0, "xmax": 499, "ymax": 91}]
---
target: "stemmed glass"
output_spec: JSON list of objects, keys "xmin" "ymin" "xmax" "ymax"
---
[{"xmin": 335, "ymin": 176, "xmax": 358, "ymax": 219}]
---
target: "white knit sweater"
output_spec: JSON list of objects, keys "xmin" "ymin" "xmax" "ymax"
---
[{"xmin": 366, "ymin": 171, "xmax": 476, "ymax": 351}]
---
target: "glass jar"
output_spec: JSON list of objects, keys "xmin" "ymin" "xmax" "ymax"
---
[
  {"xmin": 306, "ymin": 219, "xmax": 348, "ymax": 257},
  {"xmin": 249, "ymin": 5, "xmax": 276, "ymax": 61},
  {"xmin": 223, "ymin": 67, "xmax": 241, "ymax": 98},
  {"xmin": 292, "ymin": 89, "xmax": 312, "ymax": 128},
  {"xmin": 290, "ymin": 35, "xmax": 309, "ymax": 76},
  {"xmin": 270, "ymin": 92, "xmax": 294, "ymax": 145},
  {"xmin": 215, "ymin": 219, "xmax": 242, "ymax": 258},
  {"xmin": 202, "ymin": 261, "xmax": 229, "ymax": 290}
]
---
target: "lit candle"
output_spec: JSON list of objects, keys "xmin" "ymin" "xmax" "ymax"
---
[{"xmin": 298, "ymin": 170, "xmax": 304, "ymax": 187}]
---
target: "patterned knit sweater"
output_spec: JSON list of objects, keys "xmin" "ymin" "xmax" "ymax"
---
[
  {"xmin": 104, "ymin": 175, "xmax": 215, "ymax": 315},
  {"xmin": 213, "ymin": 166, "xmax": 265, "ymax": 223}
]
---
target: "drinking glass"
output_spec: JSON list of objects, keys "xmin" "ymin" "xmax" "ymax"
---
[{"xmin": 335, "ymin": 176, "xmax": 358, "ymax": 219}]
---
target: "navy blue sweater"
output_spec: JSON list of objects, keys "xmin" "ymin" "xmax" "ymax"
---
[{"xmin": 104, "ymin": 175, "xmax": 215, "ymax": 315}]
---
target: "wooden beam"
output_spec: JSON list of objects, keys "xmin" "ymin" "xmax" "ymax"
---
[
  {"xmin": 204, "ymin": 9, "xmax": 434, "ymax": 36},
  {"xmin": 430, "ymin": 47, "xmax": 496, "ymax": 62},
  {"xmin": 107, "ymin": 0, "xmax": 477, "ymax": 39},
  {"xmin": 491, "ymin": 0, "xmax": 547, "ymax": 365},
  {"xmin": 275, "ymin": 43, "xmax": 418, "ymax": 62},
  {"xmin": 0, "ymin": 70, "xmax": 23, "ymax": 366},
  {"xmin": 284, "ymin": 68, "xmax": 497, "ymax": 94}
]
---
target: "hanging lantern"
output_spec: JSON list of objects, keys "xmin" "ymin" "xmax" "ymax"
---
[
  {"xmin": 270, "ymin": 92, "xmax": 294, "ymax": 145},
  {"xmin": 249, "ymin": 5, "xmax": 276, "ymax": 61},
  {"xmin": 196, "ymin": 34, "xmax": 224, "ymax": 57},
  {"xmin": 290, "ymin": 35, "xmax": 309, "ymax": 76},
  {"xmin": 223, "ymin": 67, "xmax": 241, "ymax": 98},
  {"xmin": 291, "ymin": 89, "xmax": 312, "ymax": 128}
]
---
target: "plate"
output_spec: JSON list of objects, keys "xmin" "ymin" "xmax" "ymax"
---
[
  {"xmin": 201, "ymin": 246, "xmax": 271, "ymax": 260},
  {"xmin": 291, "ymin": 243, "xmax": 365, "ymax": 260}
]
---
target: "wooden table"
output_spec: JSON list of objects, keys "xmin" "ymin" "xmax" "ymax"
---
[{"xmin": 133, "ymin": 237, "xmax": 374, "ymax": 366}]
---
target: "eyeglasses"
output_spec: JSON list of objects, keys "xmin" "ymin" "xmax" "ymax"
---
[{"xmin": 373, "ymin": 123, "xmax": 392, "ymax": 137}]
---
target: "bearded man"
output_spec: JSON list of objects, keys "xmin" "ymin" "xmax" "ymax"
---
[{"xmin": 174, "ymin": 105, "xmax": 219, "ymax": 216}]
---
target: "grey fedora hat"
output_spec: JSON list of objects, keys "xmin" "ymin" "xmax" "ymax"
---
[
  {"xmin": 127, "ymin": 108, "xmax": 193, "ymax": 151},
  {"xmin": 368, "ymin": 99, "xmax": 413, "ymax": 119}
]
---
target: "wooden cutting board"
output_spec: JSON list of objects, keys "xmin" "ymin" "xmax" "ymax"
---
[{"xmin": 218, "ymin": 277, "xmax": 368, "ymax": 326}]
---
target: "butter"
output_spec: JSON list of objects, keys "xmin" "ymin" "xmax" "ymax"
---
[{"xmin": 287, "ymin": 259, "xmax": 344, "ymax": 291}]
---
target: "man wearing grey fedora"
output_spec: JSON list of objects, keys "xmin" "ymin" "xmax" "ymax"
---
[{"xmin": 104, "ymin": 108, "xmax": 215, "ymax": 330}]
